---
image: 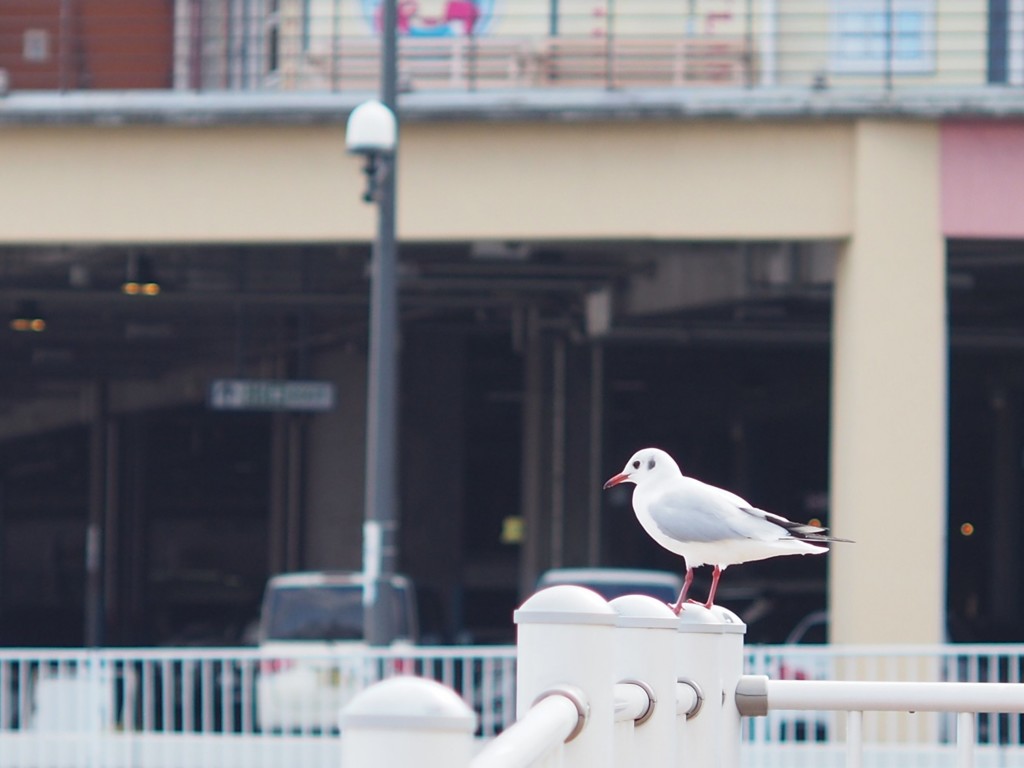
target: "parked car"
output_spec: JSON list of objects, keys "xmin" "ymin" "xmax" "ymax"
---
[
  {"xmin": 535, "ymin": 567, "xmax": 684, "ymax": 604},
  {"xmin": 256, "ymin": 571, "xmax": 418, "ymax": 733}
]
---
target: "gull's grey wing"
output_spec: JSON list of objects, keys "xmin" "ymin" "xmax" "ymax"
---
[{"xmin": 646, "ymin": 480, "xmax": 783, "ymax": 544}]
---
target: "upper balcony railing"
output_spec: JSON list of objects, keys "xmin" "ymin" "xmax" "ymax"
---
[{"xmin": 0, "ymin": 1, "xmax": 1021, "ymax": 97}]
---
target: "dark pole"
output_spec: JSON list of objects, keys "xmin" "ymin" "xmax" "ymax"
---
[
  {"xmin": 85, "ymin": 380, "xmax": 108, "ymax": 647},
  {"xmin": 364, "ymin": 0, "xmax": 400, "ymax": 647}
]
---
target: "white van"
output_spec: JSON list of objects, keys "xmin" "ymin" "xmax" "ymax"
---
[{"xmin": 256, "ymin": 571, "xmax": 417, "ymax": 732}]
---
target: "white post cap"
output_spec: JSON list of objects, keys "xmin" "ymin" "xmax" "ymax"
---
[
  {"xmin": 515, "ymin": 585, "xmax": 618, "ymax": 626},
  {"xmin": 340, "ymin": 676, "xmax": 477, "ymax": 732},
  {"xmin": 677, "ymin": 603, "xmax": 746, "ymax": 635},
  {"xmin": 609, "ymin": 594, "xmax": 680, "ymax": 629}
]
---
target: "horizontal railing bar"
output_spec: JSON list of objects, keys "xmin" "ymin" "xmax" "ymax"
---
[
  {"xmin": 472, "ymin": 692, "xmax": 583, "ymax": 768},
  {"xmin": 0, "ymin": 645, "xmax": 518, "ymax": 661},
  {"xmin": 765, "ymin": 679, "xmax": 1024, "ymax": 713}
]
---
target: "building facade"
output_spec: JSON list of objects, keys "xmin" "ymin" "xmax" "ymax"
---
[{"xmin": 0, "ymin": 1, "xmax": 1022, "ymax": 647}]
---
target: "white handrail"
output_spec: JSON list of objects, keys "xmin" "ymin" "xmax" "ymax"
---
[
  {"xmin": 473, "ymin": 691, "xmax": 584, "ymax": 768},
  {"xmin": 762, "ymin": 678, "xmax": 1024, "ymax": 713}
]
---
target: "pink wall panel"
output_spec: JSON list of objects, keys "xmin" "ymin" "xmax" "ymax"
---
[{"xmin": 942, "ymin": 121, "xmax": 1024, "ymax": 238}]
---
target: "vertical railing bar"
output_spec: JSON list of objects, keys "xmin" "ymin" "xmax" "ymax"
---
[
  {"xmin": 501, "ymin": 653, "xmax": 516, "ymax": 733},
  {"xmin": 124, "ymin": 659, "xmax": 135, "ymax": 733},
  {"xmin": 241, "ymin": 658, "xmax": 253, "ymax": 735},
  {"xmin": 0, "ymin": 660, "xmax": 7, "ymax": 730},
  {"xmin": 219, "ymin": 658, "xmax": 232, "ymax": 734},
  {"xmin": 995, "ymin": 652, "xmax": 1006, "ymax": 744},
  {"xmin": 142, "ymin": 659, "xmax": 154, "ymax": 731},
  {"xmin": 1013, "ymin": 654, "xmax": 1023, "ymax": 744},
  {"xmin": 481, "ymin": 655, "xmax": 495, "ymax": 737},
  {"xmin": 846, "ymin": 710, "xmax": 863, "ymax": 768},
  {"xmin": 182, "ymin": 658, "xmax": 194, "ymax": 733},
  {"xmin": 161, "ymin": 658, "xmax": 173, "ymax": 732},
  {"xmin": 204, "ymin": 658, "xmax": 216, "ymax": 733},
  {"xmin": 604, "ymin": 0, "xmax": 615, "ymax": 89},
  {"xmin": 957, "ymin": 710, "xmax": 975, "ymax": 768},
  {"xmin": 442, "ymin": 656, "xmax": 455, "ymax": 689}
]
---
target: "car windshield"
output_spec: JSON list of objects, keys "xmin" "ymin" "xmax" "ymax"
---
[
  {"xmin": 538, "ymin": 574, "xmax": 679, "ymax": 603},
  {"xmin": 571, "ymin": 581, "xmax": 678, "ymax": 603},
  {"xmin": 262, "ymin": 583, "xmax": 411, "ymax": 642}
]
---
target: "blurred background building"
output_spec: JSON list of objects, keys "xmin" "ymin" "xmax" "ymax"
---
[{"xmin": 0, "ymin": 0, "xmax": 1022, "ymax": 648}]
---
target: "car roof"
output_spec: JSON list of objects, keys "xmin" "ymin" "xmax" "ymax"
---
[
  {"xmin": 537, "ymin": 568, "xmax": 683, "ymax": 588},
  {"xmin": 265, "ymin": 571, "xmax": 411, "ymax": 589}
]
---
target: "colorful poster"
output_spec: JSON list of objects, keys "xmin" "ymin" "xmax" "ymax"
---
[{"xmin": 361, "ymin": 0, "xmax": 497, "ymax": 36}]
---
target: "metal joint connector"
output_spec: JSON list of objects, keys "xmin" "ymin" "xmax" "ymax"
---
[
  {"xmin": 533, "ymin": 684, "xmax": 589, "ymax": 743},
  {"xmin": 677, "ymin": 677, "xmax": 704, "ymax": 720},
  {"xmin": 617, "ymin": 679, "xmax": 657, "ymax": 726},
  {"xmin": 735, "ymin": 674, "xmax": 769, "ymax": 717}
]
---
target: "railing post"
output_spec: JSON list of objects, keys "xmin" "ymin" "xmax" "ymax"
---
[
  {"xmin": 675, "ymin": 605, "xmax": 746, "ymax": 768},
  {"xmin": 514, "ymin": 585, "xmax": 618, "ymax": 767},
  {"xmin": 609, "ymin": 595, "xmax": 680, "ymax": 768},
  {"xmin": 340, "ymin": 676, "xmax": 477, "ymax": 768}
]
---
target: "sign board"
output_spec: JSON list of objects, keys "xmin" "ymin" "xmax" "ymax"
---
[{"xmin": 208, "ymin": 379, "xmax": 336, "ymax": 412}]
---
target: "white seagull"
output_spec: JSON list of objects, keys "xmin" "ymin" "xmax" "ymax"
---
[{"xmin": 603, "ymin": 447, "xmax": 850, "ymax": 614}]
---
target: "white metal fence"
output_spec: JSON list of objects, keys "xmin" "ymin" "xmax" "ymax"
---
[
  {"xmin": 5, "ymin": 618, "xmax": 1024, "ymax": 767},
  {"xmin": 743, "ymin": 643, "xmax": 1024, "ymax": 749},
  {"xmin": 0, "ymin": 645, "xmax": 515, "ymax": 768}
]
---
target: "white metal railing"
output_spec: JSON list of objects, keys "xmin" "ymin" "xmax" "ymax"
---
[
  {"xmin": 2, "ymin": 3, "xmax": 1023, "ymax": 94},
  {"xmin": 744, "ymin": 643, "xmax": 1024, "ymax": 747},
  {"xmin": 339, "ymin": 586, "xmax": 1024, "ymax": 768},
  {"xmin": 5, "ymin": 628, "xmax": 1024, "ymax": 766},
  {"xmin": 0, "ymin": 645, "xmax": 514, "ymax": 768}
]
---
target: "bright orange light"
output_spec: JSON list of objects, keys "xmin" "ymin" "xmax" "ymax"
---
[
  {"xmin": 808, "ymin": 518, "xmax": 822, "ymax": 528},
  {"xmin": 9, "ymin": 317, "xmax": 45, "ymax": 332},
  {"xmin": 960, "ymin": 522, "xmax": 975, "ymax": 537},
  {"xmin": 123, "ymin": 281, "xmax": 160, "ymax": 296}
]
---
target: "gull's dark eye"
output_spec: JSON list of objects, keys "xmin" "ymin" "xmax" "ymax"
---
[
  {"xmin": 632, "ymin": 460, "xmax": 640, "ymax": 470},
  {"xmin": 647, "ymin": 458, "xmax": 656, "ymax": 470}
]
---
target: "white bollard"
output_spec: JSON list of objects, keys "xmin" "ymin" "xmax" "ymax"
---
[
  {"xmin": 609, "ymin": 595, "xmax": 681, "ymax": 768},
  {"xmin": 675, "ymin": 604, "xmax": 746, "ymax": 768},
  {"xmin": 340, "ymin": 676, "xmax": 477, "ymax": 768},
  {"xmin": 514, "ymin": 585, "xmax": 618, "ymax": 768}
]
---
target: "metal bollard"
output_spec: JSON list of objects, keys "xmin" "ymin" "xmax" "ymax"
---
[
  {"xmin": 675, "ymin": 604, "xmax": 746, "ymax": 768},
  {"xmin": 514, "ymin": 585, "xmax": 618, "ymax": 768},
  {"xmin": 609, "ymin": 595, "xmax": 681, "ymax": 768},
  {"xmin": 340, "ymin": 676, "xmax": 477, "ymax": 768}
]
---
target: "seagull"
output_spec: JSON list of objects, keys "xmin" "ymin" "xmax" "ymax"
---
[{"xmin": 603, "ymin": 447, "xmax": 850, "ymax": 614}]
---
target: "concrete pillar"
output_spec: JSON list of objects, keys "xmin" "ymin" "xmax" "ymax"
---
[
  {"xmin": 829, "ymin": 120, "xmax": 946, "ymax": 644},
  {"xmin": 675, "ymin": 605, "xmax": 746, "ymax": 768},
  {"xmin": 609, "ymin": 595, "xmax": 680, "ymax": 768},
  {"xmin": 514, "ymin": 585, "xmax": 618, "ymax": 767}
]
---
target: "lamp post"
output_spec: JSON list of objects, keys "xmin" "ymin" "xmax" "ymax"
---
[{"xmin": 346, "ymin": 0, "xmax": 400, "ymax": 647}]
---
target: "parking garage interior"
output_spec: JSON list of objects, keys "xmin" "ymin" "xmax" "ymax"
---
[{"xmin": 0, "ymin": 240, "xmax": 1022, "ymax": 646}]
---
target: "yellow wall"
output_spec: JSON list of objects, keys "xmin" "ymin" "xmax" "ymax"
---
[
  {"xmin": 829, "ymin": 120, "xmax": 946, "ymax": 645},
  {"xmin": 0, "ymin": 121, "xmax": 852, "ymax": 243}
]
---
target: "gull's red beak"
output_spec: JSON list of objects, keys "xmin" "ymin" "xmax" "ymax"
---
[{"xmin": 603, "ymin": 473, "xmax": 628, "ymax": 490}]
